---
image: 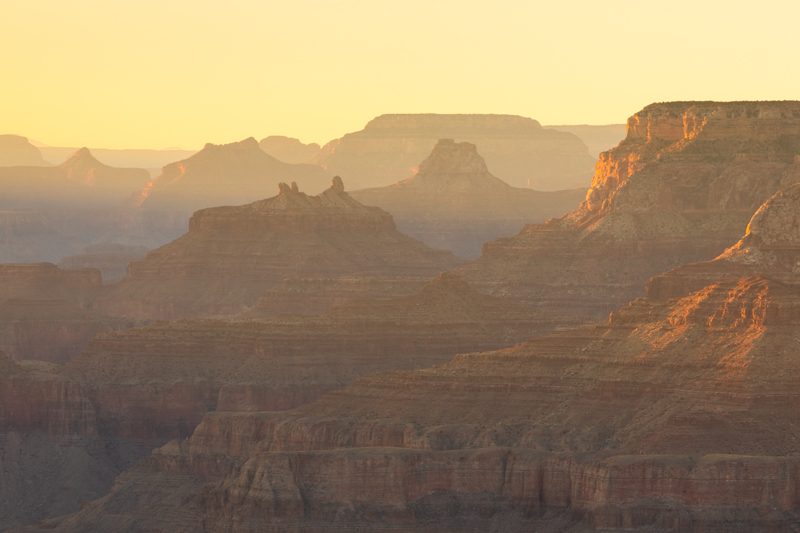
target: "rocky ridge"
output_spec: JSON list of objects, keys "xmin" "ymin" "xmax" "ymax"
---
[{"xmin": 102, "ymin": 177, "xmax": 459, "ymax": 319}]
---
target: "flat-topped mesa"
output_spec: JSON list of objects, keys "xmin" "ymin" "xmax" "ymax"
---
[
  {"xmin": 0, "ymin": 134, "xmax": 48, "ymax": 166},
  {"xmin": 581, "ymin": 101, "xmax": 800, "ymax": 217},
  {"xmin": 318, "ymin": 113, "xmax": 595, "ymax": 190},
  {"xmin": 102, "ymin": 177, "xmax": 459, "ymax": 319},
  {"xmin": 363, "ymin": 113, "xmax": 544, "ymax": 133},
  {"xmin": 462, "ymin": 101, "xmax": 800, "ymax": 323}
]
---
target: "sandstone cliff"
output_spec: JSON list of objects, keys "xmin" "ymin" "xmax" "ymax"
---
[
  {"xmin": 352, "ymin": 139, "xmax": 585, "ymax": 257},
  {"xmin": 460, "ymin": 101, "xmax": 800, "ymax": 327},
  {"xmin": 317, "ymin": 113, "xmax": 595, "ymax": 190},
  {"xmin": 102, "ymin": 177, "xmax": 459, "ymax": 319},
  {"xmin": 42, "ymin": 180, "xmax": 800, "ymax": 532}
]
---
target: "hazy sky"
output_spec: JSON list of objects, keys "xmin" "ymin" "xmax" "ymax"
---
[{"xmin": 2, "ymin": 0, "xmax": 799, "ymax": 149}]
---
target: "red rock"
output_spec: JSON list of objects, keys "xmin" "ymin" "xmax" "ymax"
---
[
  {"xmin": 47, "ymin": 174, "xmax": 800, "ymax": 531},
  {"xmin": 102, "ymin": 177, "xmax": 460, "ymax": 319},
  {"xmin": 460, "ymin": 101, "xmax": 800, "ymax": 327}
]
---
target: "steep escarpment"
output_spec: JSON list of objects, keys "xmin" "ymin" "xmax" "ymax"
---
[
  {"xmin": 102, "ymin": 177, "xmax": 459, "ymax": 319},
  {"xmin": 461, "ymin": 101, "xmax": 800, "ymax": 325},
  {"xmin": 352, "ymin": 139, "xmax": 584, "ymax": 257},
  {"xmin": 64, "ymin": 272, "xmax": 539, "ymax": 443},
  {"xmin": 0, "ymin": 356, "xmax": 142, "ymax": 530},
  {"xmin": 318, "ymin": 113, "xmax": 595, "ymax": 190},
  {"xmin": 46, "ymin": 181, "xmax": 800, "ymax": 531},
  {"xmin": 0, "ymin": 263, "xmax": 123, "ymax": 363},
  {"xmin": 0, "ymin": 135, "xmax": 48, "ymax": 166}
]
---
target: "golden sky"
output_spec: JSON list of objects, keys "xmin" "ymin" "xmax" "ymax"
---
[{"xmin": 2, "ymin": 0, "xmax": 798, "ymax": 149}]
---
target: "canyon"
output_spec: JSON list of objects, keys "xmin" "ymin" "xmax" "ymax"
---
[
  {"xmin": 34, "ymin": 172, "xmax": 800, "ymax": 532},
  {"xmin": 6, "ymin": 101, "xmax": 800, "ymax": 532}
]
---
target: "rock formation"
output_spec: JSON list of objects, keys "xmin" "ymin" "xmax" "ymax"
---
[
  {"xmin": 544, "ymin": 123, "xmax": 627, "ymax": 157},
  {"xmin": 41, "ymin": 181, "xmax": 800, "ymax": 531},
  {"xmin": 352, "ymin": 139, "xmax": 585, "ymax": 257},
  {"xmin": 0, "ymin": 135, "xmax": 48, "ymax": 166},
  {"xmin": 317, "ymin": 114, "xmax": 595, "ymax": 190},
  {"xmin": 59, "ymin": 243, "xmax": 149, "ymax": 283},
  {"xmin": 460, "ymin": 101, "xmax": 800, "ymax": 327},
  {"xmin": 1, "ymin": 273, "xmax": 535, "ymax": 529},
  {"xmin": 102, "ymin": 177, "xmax": 460, "ymax": 319},
  {"xmin": 0, "ymin": 355, "xmax": 143, "ymax": 531},
  {"xmin": 0, "ymin": 147, "xmax": 149, "ymax": 206},
  {"xmin": 259, "ymin": 135, "xmax": 321, "ymax": 164},
  {"xmin": 0, "ymin": 263, "xmax": 123, "ymax": 363},
  {"xmin": 39, "ymin": 146, "xmax": 194, "ymax": 174},
  {"xmin": 138, "ymin": 137, "xmax": 327, "ymax": 213}
]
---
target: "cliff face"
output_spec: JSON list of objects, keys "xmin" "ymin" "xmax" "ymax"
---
[
  {"xmin": 318, "ymin": 114, "xmax": 595, "ymax": 190},
  {"xmin": 64, "ymin": 273, "xmax": 541, "ymax": 444},
  {"xmin": 0, "ymin": 264, "xmax": 123, "ymax": 363},
  {"xmin": 460, "ymin": 101, "xmax": 800, "ymax": 325},
  {"xmin": 0, "ymin": 135, "xmax": 48, "ymax": 166},
  {"xmin": 43, "ymin": 180, "xmax": 800, "ymax": 531},
  {"xmin": 352, "ymin": 139, "xmax": 585, "ymax": 257},
  {"xmin": 0, "ymin": 356, "xmax": 141, "ymax": 530},
  {"xmin": 102, "ymin": 178, "xmax": 460, "ymax": 319}
]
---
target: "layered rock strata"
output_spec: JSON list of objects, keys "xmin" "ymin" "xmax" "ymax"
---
[
  {"xmin": 461, "ymin": 101, "xmax": 800, "ymax": 326},
  {"xmin": 102, "ymin": 177, "xmax": 459, "ymax": 319},
  {"xmin": 0, "ymin": 263, "xmax": 122, "ymax": 363},
  {"xmin": 42, "ymin": 182, "xmax": 800, "ymax": 531}
]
